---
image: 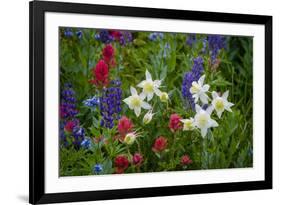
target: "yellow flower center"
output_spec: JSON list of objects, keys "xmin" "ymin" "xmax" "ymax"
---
[
  {"xmin": 143, "ymin": 82, "xmax": 154, "ymax": 93},
  {"xmin": 197, "ymin": 114, "xmax": 209, "ymax": 128},
  {"xmin": 184, "ymin": 121, "xmax": 193, "ymax": 129},
  {"xmin": 131, "ymin": 96, "xmax": 141, "ymax": 107},
  {"xmin": 215, "ymin": 99, "xmax": 224, "ymax": 111},
  {"xmin": 190, "ymin": 83, "xmax": 200, "ymax": 94}
]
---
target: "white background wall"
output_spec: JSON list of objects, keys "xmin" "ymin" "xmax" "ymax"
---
[{"xmin": 0, "ymin": 0, "xmax": 279, "ymax": 204}]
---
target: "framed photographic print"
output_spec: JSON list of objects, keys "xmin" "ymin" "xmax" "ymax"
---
[{"xmin": 29, "ymin": 0, "xmax": 272, "ymax": 204}]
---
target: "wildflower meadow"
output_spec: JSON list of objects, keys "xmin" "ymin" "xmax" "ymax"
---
[{"xmin": 59, "ymin": 28, "xmax": 253, "ymax": 176}]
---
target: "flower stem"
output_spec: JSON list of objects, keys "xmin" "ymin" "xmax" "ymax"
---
[{"xmin": 170, "ymin": 132, "xmax": 177, "ymax": 167}]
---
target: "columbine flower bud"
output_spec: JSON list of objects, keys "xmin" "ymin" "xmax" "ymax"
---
[
  {"xmin": 143, "ymin": 110, "xmax": 154, "ymax": 124},
  {"xmin": 124, "ymin": 132, "xmax": 137, "ymax": 145},
  {"xmin": 159, "ymin": 92, "xmax": 169, "ymax": 102}
]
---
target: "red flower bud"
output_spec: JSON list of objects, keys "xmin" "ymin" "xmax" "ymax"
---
[
  {"xmin": 181, "ymin": 155, "xmax": 192, "ymax": 166},
  {"xmin": 102, "ymin": 44, "xmax": 115, "ymax": 63},
  {"xmin": 64, "ymin": 120, "xmax": 78, "ymax": 132},
  {"xmin": 169, "ymin": 113, "xmax": 182, "ymax": 132},
  {"xmin": 109, "ymin": 30, "xmax": 122, "ymax": 40},
  {"xmin": 152, "ymin": 136, "xmax": 168, "ymax": 153},
  {"xmin": 132, "ymin": 153, "xmax": 143, "ymax": 166},
  {"xmin": 114, "ymin": 155, "xmax": 129, "ymax": 174},
  {"xmin": 118, "ymin": 116, "xmax": 134, "ymax": 136},
  {"xmin": 91, "ymin": 60, "xmax": 109, "ymax": 87}
]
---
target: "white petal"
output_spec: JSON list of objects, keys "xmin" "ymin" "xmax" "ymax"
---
[
  {"xmin": 154, "ymin": 88, "xmax": 162, "ymax": 96},
  {"xmin": 216, "ymin": 110, "xmax": 223, "ymax": 118},
  {"xmin": 206, "ymin": 105, "xmax": 214, "ymax": 115},
  {"xmin": 193, "ymin": 94, "xmax": 199, "ymax": 103},
  {"xmin": 222, "ymin": 90, "xmax": 229, "ymax": 100},
  {"xmin": 180, "ymin": 119, "xmax": 187, "ymax": 123},
  {"xmin": 123, "ymin": 97, "xmax": 131, "ymax": 105},
  {"xmin": 195, "ymin": 104, "xmax": 201, "ymax": 113},
  {"xmin": 201, "ymin": 128, "xmax": 208, "ymax": 138},
  {"xmin": 124, "ymin": 97, "xmax": 134, "ymax": 109},
  {"xmin": 139, "ymin": 92, "xmax": 146, "ymax": 100},
  {"xmin": 141, "ymin": 101, "xmax": 151, "ymax": 109},
  {"xmin": 212, "ymin": 91, "xmax": 219, "ymax": 99},
  {"xmin": 137, "ymin": 81, "xmax": 145, "ymax": 88},
  {"xmin": 202, "ymin": 84, "xmax": 210, "ymax": 92},
  {"xmin": 147, "ymin": 92, "xmax": 154, "ymax": 101},
  {"xmin": 154, "ymin": 80, "xmax": 161, "ymax": 87},
  {"xmin": 225, "ymin": 106, "xmax": 233, "ymax": 112},
  {"xmin": 209, "ymin": 119, "xmax": 218, "ymax": 127},
  {"xmin": 145, "ymin": 70, "xmax": 152, "ymax": 80},
  {"xmin": 228, "ymin": 102, "xmax": 234, "ymax": 108},
  {"xmin": 198, "ymin": 75, "xmax": 205, "ymax": 86},
  {"xmin": 134, "ymin": 107, "xmax": 141, "ymax": 117},
  {"xmin": 191, "ymin": 81, "xmax": 198, "ymax": 87},
  {"xmin": 224, "ymin": 102, "xmax": 234, "ymax": 112},
  {"xmin": 200, "ymin": 93, "xmax": 209, "ymax": 104},
  {"xmin": 130, "ymin": 86, "xmax": 137, "ymax": 95}
]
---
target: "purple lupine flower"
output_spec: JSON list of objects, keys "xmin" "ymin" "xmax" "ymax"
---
[
  {"xmin": 60, "ymin": 83, "xmax": 78, "ymax": 119},
  {"xmin": 100, "ymin": 80, "xmax": 122, "ymax": 129},
  {"xmin": 64, "ymin": 28, "xmax": 73, "ymax": 38},
  {"xmin": 72, "ymin": 126, "xmax": 85, "ymax": 147},
  {"xmin": 163, "ymin": 43, "xmax": 170, "ymax": 58},
  {"xmin": 98, "ymin": 30, "xmax": 114, "ymax": 44},
  {"xmin": 207, "ymin": 35, "xmax": 226, "ymax": 64},
  {"xmin": 182, "ymin": 57, "xmax": 204, "ymax": 109},
  {"xmin": 83, "ymin": 96, "xmax": 100, "ymax": 108},
  {"xmin": 119, "ymin": 31, "xmax": 133, "ymax": 46},
  {"xmin": 93, "ymin": 164, "xmax": 103, "ymax": 174},
  {"xmin": 201, "ymin": 37, "xmax": 208, "ymax": 54},
  {"xmin": 80, "ymin": 138, "xmax": 92, "ymax": 149},
  {"xmin": 94, "ymin": 33, "xmax": 100, "ymax": 40},
  {"xmin": 59, "ymin": 121, "xmax": 68, "ymax": 147},
  {"xmin": 59, "ymin": 83, "xmax": 86, "ymax": 149},
  {"xmin": 186, "ymin": 34, "xmax": 196, "ymax": 47},
  {"xmin": 76, "ymin": 30, "xmax": 83, "ymax": 39},
  {"xmin": 148, "ymin": 32, "xmax": 164, "ymax": 41}
]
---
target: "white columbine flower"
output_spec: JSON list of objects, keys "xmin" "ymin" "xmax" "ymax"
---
[
  {"xmin": 143, "ymin": 110, "xmax": 155, "ymax": 124},
  {"xmin": 180, "ymin": 118, "xmax": 195, "ymax": 131},
  {"xmin": 211, "ymin": 91, "xmax": 234, "ymax": 118},
  {"xmin": 123, "ymin": 86, "xmax": 151, "ymax": 117},
  {"xmin": 137, "ymin": 70, "xmax": 162, "ymax": 101},
  {"xmin": 190, "ymin": 75, "xmax": 210, "ymax": 104},
  {"xmin": 194, "ymin": 104, "xmax": 218, "ymax": 138}
]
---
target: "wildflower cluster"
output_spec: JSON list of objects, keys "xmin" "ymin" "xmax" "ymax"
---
[
  {"xmin": 123, "ymin": 70, "xmax": 168, "ymax": 121},
  {"xmin": 207, "ymin": 35, "xmax": 226, "ymax": 64},
  {"xmin": 182, "ymin": 56, "xmax": 204, "ymax": 109},
  {"xmin": 181, "ymin": 74, "xmax": 234, "ymax": 137},
  {"xmin": 59, "ymin": 83, "xmax": 85, "ymax": 147},
  {"xmin": 90, "ymin": 44, "xmax": 117, "ymax": 87},
  {"xmin": 148, "ymin": 32, "xmax": 164, "ymax": 41},
  {"xmin": 186, "ymin": 34, "xmax": 196, "ymax": 47},
  {"xmin": 59, "ymin": 28, "xmax": 252, "ymax": 177},
  {"xmin": 95, "ymin": 30, "xmax": 133, "ymax": 45},
  {"xmin": 63, "ymin": 28, "xmax": 83, "ymax": 39}
]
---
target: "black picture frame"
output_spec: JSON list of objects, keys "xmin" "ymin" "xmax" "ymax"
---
[{"xmin": 29, "ymin": 0, "xmax": 272, "ymax": 204}]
